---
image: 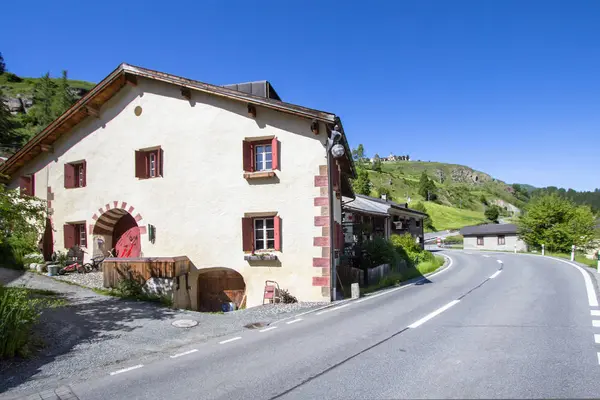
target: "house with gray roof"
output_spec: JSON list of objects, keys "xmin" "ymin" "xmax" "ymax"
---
[{"xmin": 460, "ymin": 223, "xmax": 528, "ymax": 252}]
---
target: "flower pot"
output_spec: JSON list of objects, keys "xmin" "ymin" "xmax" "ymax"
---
[{"xmin": 47, "ymin": 265, "xmax": 60, "ymax": 276}]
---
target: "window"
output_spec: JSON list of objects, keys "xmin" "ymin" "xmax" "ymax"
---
[
  {"xmin": 64, "ymin": 161, "xmax": 86, "ymax": 188},
  {"xmin": 254, "ymin": 144, "xmax": 272, "ymax": 171},
  {"xmin": 498, "ymin": 235, "xmax": 506, "ymax": 245},
  {"xmin": 415, "ymin": 220, "xmax": 421, "ymax": 228},
  {"xmin": 243, "ymin": 138, "xmax": 279, "ymax": 173},
  {"xmin": 254, "ymin": 218, "xmax": 275, "ymax": 250},
  {"xmin": 135, "ymin": 147, "xmax": 163, "ymax": 179},
  {"xmin": 242, "ymin": 215, "xmax": 281, "ymax": 252},
  {"xmin": 19, "ymin": 175, "xmax": 34, "ymax": 197},
  {"xmin": 64, "ymin": 223, "xmax": 87, "ymax": 249},
  {"xmin": 477, "ymin": 236, "xmax": 484, "ymax": 246}
]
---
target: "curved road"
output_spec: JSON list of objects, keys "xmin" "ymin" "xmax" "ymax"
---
[{"xmin": 57, "ymin": 253, "xmax": 600, "ymax": 398}]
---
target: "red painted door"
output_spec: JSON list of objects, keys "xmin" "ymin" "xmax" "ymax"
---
[{"xmin": 115, "ymin": 226, "xmax": 141, "ymax": 258}]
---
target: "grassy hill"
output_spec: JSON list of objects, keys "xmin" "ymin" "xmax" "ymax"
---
[
  {"xmin": 0, "ymin": 73, "xmax": 95, "ymax": 97},
  {"xmin": 361, "ymin": 160, "xmax": 524, "ymax": 231}
]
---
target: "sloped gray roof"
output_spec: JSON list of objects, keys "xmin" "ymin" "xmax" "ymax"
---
[
  {"xmin": 460, "ymin": 223, "xmax": 519, "ymax": 236},
  {"xmin": 221, "ymin": 80, "xmax": 281, "ymax": 101},
  {"xmin": 343, "ymin": 195, "xmax": 427, "ymax": 217}
]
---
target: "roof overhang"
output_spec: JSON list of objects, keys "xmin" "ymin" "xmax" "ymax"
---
[{"xmin": 0, "ymin": 63, "xmax": 356, "ymax": 179}]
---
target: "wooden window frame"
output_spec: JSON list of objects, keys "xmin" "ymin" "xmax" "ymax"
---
[
  {"xmin": 253, "ymin": 141, "xmax": 273, "ymax": 172},
  {"xmin": 243, "ymin": 137, "xmax": 279, "ymax": 176},
  {"xmin": 64, "ymin": 160, "xmax": 86, "ymax": 189},
  {"xmin": 477, "ymin": 236, "xmax": 484, "ymax": 246},
  {"xmin": 242, "ymin": 214, "xmax": 281, "ymax": 252},
  {"xmin": 64, "ymin": 222, "xmax": 87, "ymax": 249},
  {"xmin": 136, "ymin": 147, "xmax": 163, "ymax": 179},
  {"xmin": 498, "ymin": 235, "xmax": 506, "ymax": 245},
  {"xmin": 19, "ymin": 174, "xmax": 35, "ymax": 197}
]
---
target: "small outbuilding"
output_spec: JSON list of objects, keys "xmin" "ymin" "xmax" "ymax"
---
[{"xmin": 460, "ymin": 223, "xmax": 527, "ymax": 252}]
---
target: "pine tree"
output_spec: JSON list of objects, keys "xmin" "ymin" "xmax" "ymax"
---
[
  {"xmin": 0, "ymin": 88, "xmax": 18, "ymax": 150},
  {"xmin": 29, "ymin": 72, "xmax": 57, "ymax": 128},
  {"xmin": 0, "ymin": 52, "xmax": 5, "ymax": 74},
  {"xmin": 353, "ymin": 168, "xmax": 372, "ymax": 196},
  {"xmin": 52, "ymin": 70, "xmax": 75, "ymax": 118}
]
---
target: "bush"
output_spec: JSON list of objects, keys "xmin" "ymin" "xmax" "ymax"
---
[
  {"xmin": 0, "ymin": 285, "xmax": 41, "ymax": 358},
  {"xmin": 444, "ymin": 235, "xmax": 464, "ymax": 245},
  {"xmin": 390, "ymin": 233, "xmax": 423, "ymax": 264},
  {"xmin": 4, "ymin": 72, "xmax": 22, "ymax": 82},
  {"xmin": 279, "ymin": 288, "xmax": 298, "ymax": 304},
  {"xmin": 360, "ymin": 237, "xmax": 398, "ymax": 268}
]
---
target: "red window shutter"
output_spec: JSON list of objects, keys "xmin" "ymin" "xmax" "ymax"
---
[
  {"xmin": 242, "ymin": 141, "xmax": 253, "ymax": 172},
  {"xmin": 271, "ymin": 137, "xmax": 280, "ymax": 170},
  {"xmin": 158, "ymin": 148, "xmax": 164, "ymax": 177},
  {"xmin": 19, "ymin": 176, "xmax": 33, "ymax": 196},
  {"xmin": 81, "ymin": 161, "xmax": 87, "ymax": 187},
  {"xmin": 135, "ymin": 150, "xmax": 147, "ymax": 178},
  {"xmin": 274, "ymin": 216, "xmax": 281, "ymax": 251},
  {"xmin": 63, "ymin": 224, "xmax": 75, "ymax": 249},
  {"xmin": 242, "ymin": 217, "xmax": 254, "ymax": 252},
  {"xmin": 64, "ymin": 163, "xmax": 75, "ymax": 188}
]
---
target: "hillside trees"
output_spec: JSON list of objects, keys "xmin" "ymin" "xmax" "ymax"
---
[
  {"xmin": 518, "ymin": 193, "xmax": 596, "ymax": 252},
  {"xmin": 0, "ymin": 53, "xmax": 5, "ymax": 74},
  {"xmin": 353, "ymin": 168, "xmax": 372, "ymax": 196},
  {"xmin": 484, "ymin": 205, "xmax": 501, "ymax": 222},
  {"xmin": 411, "ymin": 201, "xmax": 434, "ymax": 231},
  {"xmin": 418, "ymin": 172, "xmax": 437, "ymax": 201},
  {"xmin": 0, "ymin": 88, "xmax": 18, "ymax": 147}
]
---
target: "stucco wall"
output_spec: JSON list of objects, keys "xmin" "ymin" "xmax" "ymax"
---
[
  {"xmin": 464, "ymin": 234, "xmax": 528, "ymax": 252},
  {"xmin": 10, "ymin": 78, "xmax": 335, "ymax": 308}
]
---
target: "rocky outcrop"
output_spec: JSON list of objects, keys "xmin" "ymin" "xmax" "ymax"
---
[
  {"xmin": 2, "ymin": 87, "xmax": 89, "ymax": 115},
  {"xmin": 450, "ymin": 167, "xmax": 492, "ymax": 185}
]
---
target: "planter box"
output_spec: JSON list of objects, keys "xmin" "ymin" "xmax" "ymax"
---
[{"xmin": 244, "ymin": 254, "xmax": 278, "ymax": 261}]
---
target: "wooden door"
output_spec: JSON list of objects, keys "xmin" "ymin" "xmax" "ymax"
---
[{"xmin": 114, "ymin": 226, "xmax": 141, "ymax": 258}]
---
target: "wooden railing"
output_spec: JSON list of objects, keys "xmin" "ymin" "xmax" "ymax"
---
[{"xmin": 103, "ymin": 256, "xmax": 191, "ymax": 288}]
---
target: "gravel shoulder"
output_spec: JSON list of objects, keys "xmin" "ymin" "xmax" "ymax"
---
[{"xmin": 0, "ymin": 268, "xmax": 327, "ymax": 398}]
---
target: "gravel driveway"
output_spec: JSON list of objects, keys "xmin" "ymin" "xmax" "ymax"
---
[{"xmin": 0, "ymin": 268, "xmax": 327, "ymax": 398}]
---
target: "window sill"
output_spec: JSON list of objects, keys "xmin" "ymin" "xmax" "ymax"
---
[
  {"xmin": 244, "ymin": 254, "xmax": 278, "ymax": 261},
  {"xmin": 244, "ymin": 171, "xmax": 277, "ymax": 180},
  {"xmin": 137, "ymin": 176, "xmax": 163, "ymax": 180}
]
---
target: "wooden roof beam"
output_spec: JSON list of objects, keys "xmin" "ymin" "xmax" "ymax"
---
[
  {"xmin": 85, "ymin": 105, "xmax": 100, "ymax": 118},
  {"xmin": 125, "ymin": 74, "xmax": 138, "ymax": 87},
  {"xmin": 181, "ymin": 87, "xmax": 192, "ymax": 100},
  {"xmin": 40, "ymin": 144, "xmax": 53, "ymax": 153}
]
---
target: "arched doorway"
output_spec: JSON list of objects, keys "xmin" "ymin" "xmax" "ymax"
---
[
  {"xmin": 93, "ymin": 208, "xmax": 141, "ymax": 258},
  {"xmin": 197, "ymin": 269, "xmax": 246, "ymax": 312}
]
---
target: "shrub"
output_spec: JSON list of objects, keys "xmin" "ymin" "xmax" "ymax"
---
[
  {"xmin": 444, "ymin": 235, "xmax": 464, "ymax": 245},
  {"xmin": 4, "ymin": 72, "xmax": 22, "ymax": 82},
  {"xmin": 0, "ymin": 285, "xmax": 41, "ymax": 358},
  {"xmin": 279, "ymin": 288, "xmax": 298, "ymax": 304},
  {"xmin": 360, "ymin": 237, "xmax": 398, "ymax": 268}
]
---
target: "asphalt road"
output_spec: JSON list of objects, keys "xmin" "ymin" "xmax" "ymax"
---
[{"xmin": 57, "ymin": 252, "xmax": 600, "ymax": 399}]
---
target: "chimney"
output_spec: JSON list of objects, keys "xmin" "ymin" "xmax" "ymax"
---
[{"xmin": 381, "ymin": 194, "xmax": 387, "ymax": 201}]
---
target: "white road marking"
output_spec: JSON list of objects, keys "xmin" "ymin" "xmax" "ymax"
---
[
  {"xmin": 483, "ymin": 255, "xmax": 491, "ymax": 258},
  {"xmin": 170, "ymin": 349, "xmax": 198, "ymax": 358},
  {"xmin": 286, "ymin": 318, "xmax": 303, "ymax": 325},
  {"xmin": 550, "ymin": 258, "xmax": 599, "ymax": 307},
  {"xmin": 595, "ymin": 334, "xmax": 600, "ymax": 344},
  {"xmin": 316, "ymin": 303, "xmax": 350, "ymax": 315},
  {"xmin": 592, "ymin": 310, "xmax": 600, "ymax": 316},
  {"xmin": 259, "ymin": 326, "xmax": 278, "ymax": 333},
  {"xmin": 496, "ymin": 260, "xmax": 503, "ymax": 264},
  {"xmin": 110, "ymin": 365, "xmax": 143, "ymax": 375},
  {"xmin": 464, "ymin": 252, "xmax": 472, "ymax": 255},
  {"xmin": 597, "ymin": 353, "xmax": 600, "ymax": 365},
  {"xmin": 355, "ymin": 255, "xmax": 454, "ymax": 305},
  {"xmin": 219, "ymin": 337, "xmax": 242, "ymax": 344},
  {"xmin": 489, "ymin": 270, "xmax": 502, "ymax": 279},
  {"xmin": 593, "ymin": 321, "xmax": 600, "ymax": 328},
  {"xmin": 408, "ymin": 300, "xmax": 460, "ymax": 329}
]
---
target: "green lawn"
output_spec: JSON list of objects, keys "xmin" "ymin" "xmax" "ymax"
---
[
  {"xmin": 424, "ymin": 201, "xmax": 487, "ymax": 231},
  {"xmin": 546, "ymin": 252, "xmax": 598, "ymax": 268}
]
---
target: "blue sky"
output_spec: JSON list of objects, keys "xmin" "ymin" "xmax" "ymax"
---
[{"xmin": 2, "ymin": 0, "xmax": 599, "ymax": 190}]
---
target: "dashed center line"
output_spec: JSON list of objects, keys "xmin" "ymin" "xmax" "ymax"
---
[
  {"xmin": 489, "ymin": 270, "xmax": 502, "ymax": 279},
  {"xmin": 594, "ymin": 334, "xmax": 600, "ymax": 344},
  {"xmin": 593, "ymin": 321, "xmax": 600, "ymax": 328},
  {"xmin": 408, "ymin": 300, "xmax": 460, "ymax": 329},
  {"xmin": 286, "ymin": 318, "xmax": 303, "ymax": 325},
  {"xmin": 316, "ymin": 303, "xmax": 350, "ymax": 315},
  {"xmin": 496, "ymin": 260, "xmax": 503, "ymax": 264},
  {"xmin": 597, "ymin": 353, "xmax": 600, "ymax": 365},
  {"xmin": 170, "ymin": 349, "xmax": 198, "ymax": 358},
  {"xmin": 482, "ymin": 255, "xmax": 491, "ymax": 258},
  {"xmin": 592, "ymin": 310, "xmax": 600, "ymax": 317},
  {"xmin": 259, "ymin": 326, "xmax": 278, "ymax": 333},
  {"xmin": 219, "ymin": 337, "xmax": 242, "ymax": 344},
  {"xmin": 110, "ymin": 364, "xmax": 143, "ymax": 375}
]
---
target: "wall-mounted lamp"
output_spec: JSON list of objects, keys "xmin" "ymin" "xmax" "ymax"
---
[
  {"xmin": 247, "ymin": 104, "xmax": 257, "ymax": 118},
  {"xmin": 148, "ymin": 224, "xmax": 156, "ymax": 244}
]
